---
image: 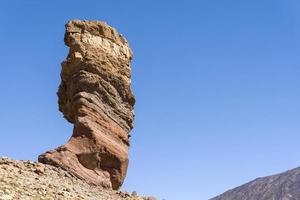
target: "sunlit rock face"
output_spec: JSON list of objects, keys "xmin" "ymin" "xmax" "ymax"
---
[
  {"xmin": 39, "ymin": 20, "xmax": 135, "ymax": 190},
  {"xmin": 211, "ymin": 167, "xmax": 300, "ymax": 200}
]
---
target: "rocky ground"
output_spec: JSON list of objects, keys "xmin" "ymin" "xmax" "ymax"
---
[{"xmin": 0, "ymin": 157, "xmax": 155, "ymax": 200}]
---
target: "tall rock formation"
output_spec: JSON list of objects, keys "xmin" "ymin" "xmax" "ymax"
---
[{"xmin": 39, "ymin": 20, "xmax": 135, "ymax": 190}]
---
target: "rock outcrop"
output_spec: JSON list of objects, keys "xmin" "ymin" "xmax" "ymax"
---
[
  {"xmin": 211, "ymin": 167, "xmax": 300, "ymax": 200},
  {"xmin": 0, "ymin": 157, "xmax": 154, "ymax": 200},
  {"xmin": 38, "ymin": 20, "xmax": 135, "ymax": 190}
]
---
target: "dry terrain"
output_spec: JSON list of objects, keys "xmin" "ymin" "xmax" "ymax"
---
[{"xmin": 0, "ymin": 157, "xmax": 155, "ymax": 200}]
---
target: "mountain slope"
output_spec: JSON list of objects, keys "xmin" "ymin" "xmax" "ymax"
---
[{"xmin": 211, "ymin": 167, "xmax": 300, "ymax": 200}]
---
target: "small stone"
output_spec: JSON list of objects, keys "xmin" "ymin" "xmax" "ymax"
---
[
  {"xmin": 58, "ymin": 191, "xmax": 64, "ymax": 196},
  {"xmin": 124, "ymin": 192, "xmax": 130, "ymax": 197},
  {"xmin": 147, "ymin": 197, "xmax": 157, "ymax": 200},
  {"xmin": 34, "ymin": 167, "xmax": 44, "ymax": 175},
  {"xmin": 26, "ymin": 161, "xmax": 34, "ymax": 165},
  {"xmin": 4, "ymin": 189, "xmax": 10, "ymax": 194},
  {"xmin": 132, "ymin": 191, "xmax": 137, "ymax": 196}
]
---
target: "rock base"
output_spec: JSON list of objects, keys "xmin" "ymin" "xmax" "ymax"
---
[{"xmin": 0, "ymin": 157, "xmax": 154, "ymax": 200}]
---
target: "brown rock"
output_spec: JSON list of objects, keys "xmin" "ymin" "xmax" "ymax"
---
[
  {"xmin": 38, "ymin": 20, "xmax": 135, "ymax": 190},
  {"xmin": 147, "ymin": 197, "xmax": 157, "ymax": 200}
]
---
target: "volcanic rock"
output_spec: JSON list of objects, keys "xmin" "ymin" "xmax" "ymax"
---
[
  {"xmin": 0, "ymin": 157, "xmax": 151, "ymax": 200},
  {"xmin": 211, "ymin": 167, "xmax": 300, "ymax": 200},
  {"xmin": 38, "ymin": 20, "xmax": 135, "ymax": 190}
]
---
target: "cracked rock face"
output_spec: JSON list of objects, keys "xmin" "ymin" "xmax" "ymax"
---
[{"xmin": 38, "ymin": 20, "xmax": 135, "ymax": 190}]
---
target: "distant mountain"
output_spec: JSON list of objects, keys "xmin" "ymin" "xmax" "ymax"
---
[{"xmin": 211, "ymin": 167, "xmax": 300, "ymax": 200}]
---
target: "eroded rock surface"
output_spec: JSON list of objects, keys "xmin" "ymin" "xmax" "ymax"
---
[{"xmin": 38, "ymin": 20, "xmax": 135, "ymax": 190}]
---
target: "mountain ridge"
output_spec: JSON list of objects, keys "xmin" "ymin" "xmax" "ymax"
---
[{"xmin": 211, "ymin": 166, "xmax": 300, "ymax": 200}]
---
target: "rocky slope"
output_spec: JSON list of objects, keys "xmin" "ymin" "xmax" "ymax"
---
[
  {"xmin": 0, "ymin": 157, "xmax": 155, "ymax": 200},
  {"xmin": 211, "ymin": 167, "xmax": 300, "ymax": 200},
  {"xmin": 39, "ymin": 20, "xmax": 135, "ymax": 190}
]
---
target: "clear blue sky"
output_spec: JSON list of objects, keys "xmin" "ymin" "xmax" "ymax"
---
[{"xmin": 1, "ymin": 0, "xmax": 300, "ymax": 199}]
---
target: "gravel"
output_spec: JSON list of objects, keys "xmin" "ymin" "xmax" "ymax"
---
[{"xmin": 0, "ymin": 157, "xmax": 155, "ymax": 200}]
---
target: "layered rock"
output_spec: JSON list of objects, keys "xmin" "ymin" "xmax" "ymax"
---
[{"xmin": 38, "ymin": 20, "xmax": 135, "ymax": 190}]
